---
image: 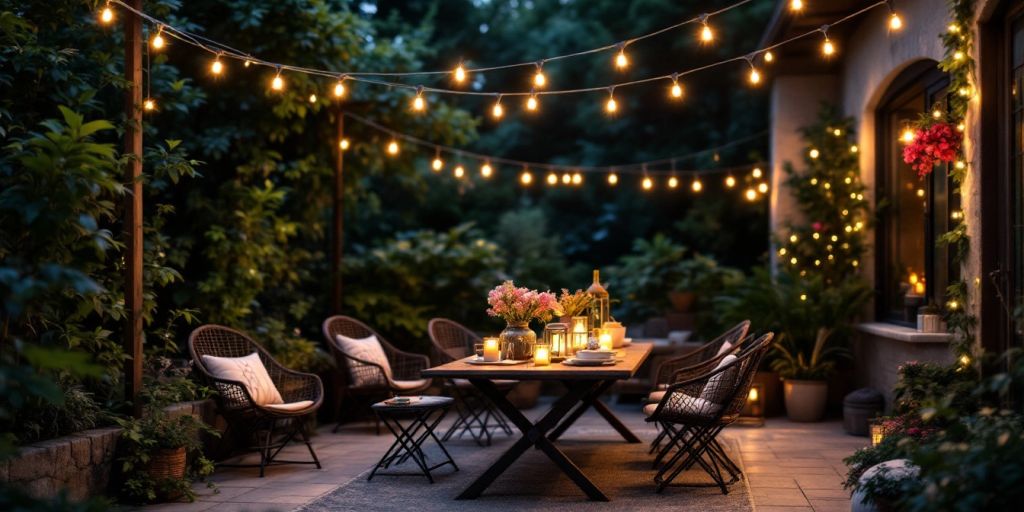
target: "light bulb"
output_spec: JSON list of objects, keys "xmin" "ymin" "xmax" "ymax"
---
[
  {"xmin": 521, "ymin": 171, "xmax": 533, "ymax": 185},
  {"xmin": 244, "ymin": 59, "xmax": 252, "ymax": 68},
  {"xmin": 790, "ymin": 0, "xmax": 803, "ymax": 11},
  {"xmin": 211, "ymin": 58, "xmax": 224, "ymax": 76},
  {"xmin": 143, "ymin": 98, "xmax": 156, "ymax": 111},
  {"xmin": 533, "ymin": 64, "xmax": 547, "ymax": 87},
  {"xmin": 745, "ymin": 188, "xmax": 757, "ymax": 201},
  {"xmin": 764, "ymin": 50, "xmax": 774, "ymax": 63},
  {"xmin": 954, "ymin": 51, "xmax": 965, "ymax": 61},
  {"xmin": 809, "ymin": 148, "xmax": 820, "ymax": 159},
  {"xmin": 432, "ymin": 157, "xmax": 444, "ymax": 172},
  {"xmin": 670, "ymin": 81, "xmax": 683, "ymax": 99},
  {"xmin": 491, "ymin": 100, "xmax": 504, "ymax": 119},
  {"xmin": 749, "ymin": 67, "xmax": 761, "ymax": 85},
  {"xmin": 339, "ymin": 138, "xmax": 350, "ymax": 151},
  {"xmin": 151, "ymin": 30, "xmax": 165, "ymax": 50},
  {"xmin": 454, "ymin": 64, "xmax": 467, "ymax": 83},
  {"xmin": 725, "ymin": 175, "xmax": 736, "ymax": 188},
  {"xmin": 948, "ymin": 24, "xmax": 959, "ymax": 33},
  {"xmin": 851, "ymin": 144, "xmax": 859, "ymax": 153},
  {"xmin": 758, "ymin": 182, "xmax": 769, "ymax": 194},
  {"xmin": 889, "ymin": 13, "xmax": 903, "ymax": 31},
  {"xmin": 752, "ymin": 167, "xmax": 763, "ymax": 179},
  {"xmin": 823, "ymin": 39, "xmax": 835, "ymax": 56},
  {"xmin": 412, "ymin": 94, "xmax": 426, "ymax": 112},
  {"xmin": 561, "ymin": 173, "xmax": 572, "ymax": 185},
  {"xmin": 608, "ymin": 173, "xmax": 618, "ymax": 185},
  {"xmin": 454, "ymin": 165, "xmax": 465, "ymax": 179},
  {"xmin": 668, "ymin": 176, "xmax": 679, "ymax": 188},
  {"xmin": 615, "ymin": 49, "xmax": 628, "ymax": 69},
  {"xmin": 642, "ymin": 177, "xmax": 653, "ymax": 190},
  {"xmin": 572, "ymin": 173, "xmax": 583, "ymax": 185},
  {"xmin": 387, "ymin": 141, "xmax": 399, "ymax": 155},
  {"xmin": 605, "ymin": 95, "xmax": 618, "ymax": 114},
  {"xmin": 901, "ymin": 128, "xmax": 915, "ymax": 144},
  {"xmin": 700, "ymin": 24, "xmax": 713, "ymax": 43},
  {"xmin": 100, "ymin": 6, "xmax": 114, "ymax": 24},
  {"xmin": 481, "ymin": 163, "xmax": 493, "ymax": 178},
  {"xmin": 932, "ymin": 109, "xmax": 942, "ymax": 119},
  {"xmin": 333, "ymin": 81, "xmax": 346, "ymax": 98},
  {"xmin": 309, "ymin": 93, "xmax": 317, "ymax": 104},
  {"xmin": 526, "ymin": 94, "xmax": 539, "ymax": 111},
  {"xmin": 271, "ymin": 74, "xmax": 284, "ymax": 91},
  {"xmin": 547, "ymin": 173, "xmax": 558, "ymax": 185},
  {"xmin": 691, "ymin": 178, "xmax": 703, "ymax": 192}
]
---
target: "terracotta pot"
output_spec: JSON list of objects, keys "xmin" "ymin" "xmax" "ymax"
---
[
  {"xmin": 783, "ymin": 379, "xmax": 828, "ymax": 422},
  {"xmin": 667, "ymin": 291, "xmax": 697, "ymax": 312},
  {"xmin": 146, "ymin": 446, "xmax": 187, "ymax": 481}
]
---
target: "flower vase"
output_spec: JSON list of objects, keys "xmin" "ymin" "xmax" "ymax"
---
[{"xmin": 500, "ymin": 323, "xmax": 536, "ymax": 360}]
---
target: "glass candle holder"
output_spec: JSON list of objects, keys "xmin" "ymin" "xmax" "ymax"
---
[
  {"xmin": 543, "ymin": 322, "xmax": 569, "ymax": 360},
  {"xmin": 570, "ymin": 316, "xmax": 590, "ymax": 353},
  {"xmin": 597, "ymin": 328, "xmax": 613, "ymax": 351},
  {"xmin": 482, "ymin": 336, "xmax": 501, "ymax": 362},
  {"xmin": 533, "ymin": 343, "xmax": 551, "ymax": 366}
]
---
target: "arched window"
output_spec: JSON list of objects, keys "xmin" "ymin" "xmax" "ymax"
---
[{"xmin": 874, "ymin": 61, "xmax": 958, "ymax": 325}]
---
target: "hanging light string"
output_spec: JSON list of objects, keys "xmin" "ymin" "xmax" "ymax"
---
[
  {"xmin": 343, "ymin": 111, "xmax": 765, "ymax": 176},
  {"xmin": 106, "ymin": 0, "xmax": 891, "ymax": 99}
]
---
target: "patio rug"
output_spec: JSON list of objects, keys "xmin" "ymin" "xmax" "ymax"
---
[{"xmin": 299, "ymin": 430, "xmax": 753, "ymax": 512}]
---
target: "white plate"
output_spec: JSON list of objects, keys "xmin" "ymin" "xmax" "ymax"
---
[
  {"xmin": 575, "ymin": 349, "xmax": 616, "ymax": 360},
  {"xmin": 562, "ymin": 358, "xmax": 620, "ymax": 367},
  {"xmin": 465, "ymin": 357, "xmax": 530, "ymax": 365}
]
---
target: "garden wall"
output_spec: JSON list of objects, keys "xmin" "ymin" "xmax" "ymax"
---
[
  {"xmin": 0, "ymin": 400, "xmax": 219, "ymax": 501},
  {"xmin": 854, "ymin": 323, "xmax": 954, "ymax": 411}
]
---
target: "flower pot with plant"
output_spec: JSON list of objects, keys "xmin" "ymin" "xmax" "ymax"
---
[{"xmin": 556, "ymin": 288, "xmax": 594, "ymax": 325}]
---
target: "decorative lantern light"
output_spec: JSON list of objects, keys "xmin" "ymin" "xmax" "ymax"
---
[
  {"xmin": 870, "ymin": 422, "xmax": 886, "ymax": 447},
  {"xmin": 543, "ymin": 323, "xmax": 570, "ymax": 361},
  {"xmin": 597, "ymin": 328, "xmax": 614, "ymax": 351},
  {"xmin": 570, "ymin": 316, "xmax": 590, "ymax": 353},
  {"xmin": 739, "ymin": 383, "xmax": 765, "ymax": 426},
  {"xmin": 533, "ymin": 343, "xmax": 551, "ymax": 366}
]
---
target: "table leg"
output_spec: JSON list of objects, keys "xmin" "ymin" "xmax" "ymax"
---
[
  {"xmin": 456, "ymin": 379, "xmax": 609, "ymax": 501},
  {"xmin": 548, "ymin": 380, "xmax": 640, "ymax": 443}
]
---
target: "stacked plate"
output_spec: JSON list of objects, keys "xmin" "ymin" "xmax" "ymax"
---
[{"xmin": 563, "ymin": 349, "xmax": 618, "ymax": 366}]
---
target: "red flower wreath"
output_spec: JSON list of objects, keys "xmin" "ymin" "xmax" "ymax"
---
[{"xmin": 902, "ymin": 122, "xmax": 962, "ymax": 177}]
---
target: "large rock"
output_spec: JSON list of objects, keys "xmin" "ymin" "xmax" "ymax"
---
[{"xmin": 851, "ymin": 459, "xmax": 919, "ymax": 512}]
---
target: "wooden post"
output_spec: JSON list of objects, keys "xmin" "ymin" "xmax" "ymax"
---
[
  {"xmin": 123, "ymin": 0, "xmax": 144, "ymax": 416},
  {"xmin": 331, "ymin": 113, "xmax": 345, "ymax": 314}
]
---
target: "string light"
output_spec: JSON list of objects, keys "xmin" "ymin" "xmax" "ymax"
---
[
  {"xmin": 333, "ymin": 77, "xmax": 347, "ymax": 98},
  {"xmin": 308, "ymin": 93, "xmax": 317, "ymax": 104},
  {"xmin": 561, "ymin": 172, "xmax": 572, "ymax": 185},
  {"xmin": 431, "ymin": 152, "xmax": 444, "ymax": 172},
  {"xmin": 271, "ymin": 69, "xmax": 285, "ymax": 91},
  {"xmin": 453, "ymin": 164, "xmax": 465, "ymax": 179},
  {"xmin": 747, "ymin": 58, "xmax": 761, "ymax": 85},
  {"xmin": 954, "ymin": 50, "xmax": 965, "ymax": 61},
  {"xmin": 412, "ymin": 86, "xmax": 426, "ymax": 112},
  {"xmin": 480, "ymin": 162, "xmax": 493, "ymax": 178},
  {"xmin": 821, "ymin": 26, "xmax": 835, "ymax": 57},
  {"xmin": 453, "ymin": 62, "xmax": 467, "ymax": 83},
  {"xmin": 608, "ymin": 173, "xmax": 619, "ymax": 185},
  {"xmin": 521, "ymin": 170, "xmax": 533, "ymax": 185},
  {"xmin": 605, "ymin": 88, "xmax": 618, "ymax": 114},
  {"xmin": 900, "ymin": 127, "xmax": 916, "ymax": 144},
  {"xmin": 889, "ymin": 12, "xmax": 903, "ymax": 31},
  {"xmin": 763, "ymin": 50, "xmax": 774, "ymax": 63},
  {"xmin": 547, "ymin": 172, "xmax": 559, "ymax": 185},
  {"xmin": 339, "ymin": 138, "xmax": 350, "ymax": 151},
  {"xmin": 668, "ymin": 176, "xmax": 679, "ymax": 189},
  {"xmin": 211, "ymin": 56, "xmax": 224, "ymax": 76},
  {"xmin": 526, "ymin": 92, "xmax": 539, "ymax": 111},
  {"xmin": 751, "ymin": 167, "xmax": 763, "ymax": 179},
  {"xmin": 642, "ymin": 177, "xmax": 654, "ymax": 190},
  {"xmin": 151, "ymin": 26, "xmax": 166, "ymax": 50},
  {"xmin": 615, "ymin": 44, "xmax": 629, "ymax": 69},
  {"xmin": 699, "ymin": 15, "xmax": 714, "ymax": 43},
  {"xmin": 491, "ymin": 95, "xmax": 504, "ymax": 119},
  {"xmin": 572, "ymin": 172, "xmax": 583, "ymax": 185},
  {"xmin": 691, "ymin": 178, "xmax": 703, "ymax": 192},
  {"xmin": 809, "ymin": 148, "xmax": 820, "ymax": 159},
  {"xmin": 143, "ymin": 98, "xmax": 156, "ymax": 111},
  {"xmin": 745, "ymin": 188, "xmax": 757, "ymax": 201},
  {"xmin": 387, "ymin": 140, "xmax": 400, "ymax": 155},
  {"xmin": 725, "ymin": 175, "xmax": 736, "ymax": 188},
  {"xmin": 758, "ymin": 182, "xmax": 769, "ymax": 193},
  {"xmin": 670, "ymin": 74, "xmax": 684, "ymax": 99},
  {"xmin": 533, "ymin": 62, "xmax": 547, "ymax": 88},
  {"xmin": 851, "ymin": 144, "xmax": 859, "ymax": 153},
  {"xmin": 100, "ymin": 3, "xmax": 114, "ymax": 24},
  {"xmin": 790, "ymin": 0, "xmax": 804, "ymax": 11}
]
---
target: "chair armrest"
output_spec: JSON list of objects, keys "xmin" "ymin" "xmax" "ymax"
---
[
  {"xmin": 277, "ymin": 371, "xmax": 323, "ymax": 405},
  {"xmin": 390, "ymin": 350, "xmax": 430, "ymax": 381}
]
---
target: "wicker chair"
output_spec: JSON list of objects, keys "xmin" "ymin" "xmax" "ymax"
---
[
  {"xmin": 646, "ymin": 321, "xmax": 750, "ymax": 454},
  {"xmin": 189, "ymin": 324, "xmax": 323, "ymax": 477},
  {"xmin": 644, "ymin": 332, "xmax": 774, "ymax": 494},
  {"xmin": 322, "ymin": 315, "xmax": 431, "ymax": 433},
  {"xmin": 427, "ymin": 318, "xmax": 514, "ymax": 446}
]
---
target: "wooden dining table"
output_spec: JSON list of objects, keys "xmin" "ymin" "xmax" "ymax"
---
[{"xmin": 421, "ymin": 342, "xmax": 654, "ymax": 501}]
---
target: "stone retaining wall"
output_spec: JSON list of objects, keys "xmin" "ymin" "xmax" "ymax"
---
[{"xmin": 0, "ymin": 399, "xmax": 219, "ymax": 501}]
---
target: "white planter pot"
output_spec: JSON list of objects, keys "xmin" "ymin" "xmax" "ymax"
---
[{"xmin": 783, "ymin": 379, "xmax": 828, "ymax": 422}]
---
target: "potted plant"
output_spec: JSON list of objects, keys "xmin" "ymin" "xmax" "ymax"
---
[
  {"xmin": 556, "ymin": 288, "xmax": 594, "ymax": 324},
  {"xmin": 115, "ymin": 362, "xmax": 219, "ymax": 503}
]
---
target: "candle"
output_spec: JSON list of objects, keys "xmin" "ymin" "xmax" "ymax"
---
[
  {"xmin": 870, "ymin": 423, "xmax": 885, "ymax": 447},
  {"xmin": 914, "ymin": 281, "xmax": 925, "ymax": 295},
  {"xmin": 552, "ymin": 333, "xmax": 564, "ymax": 356},
  {"xmin": 483, "ymin": 337, "xmax": 500, "ymax": 362},
  {"xmin": 598, "ymin": 329, "xmax": 613, "ymax": 351},
  {"xmin": 533, "ymin": 345, "xmax": 550, "ymax": 366}
]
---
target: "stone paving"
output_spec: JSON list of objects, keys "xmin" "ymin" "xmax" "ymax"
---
[{"xmin": 140, "ymin": 400, "xmax": 867, "ymax": 512}]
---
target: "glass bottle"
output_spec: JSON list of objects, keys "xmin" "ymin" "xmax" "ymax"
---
[{"xmin": 586, "ymin": 269, "xmax": 610, "ymax": 328}]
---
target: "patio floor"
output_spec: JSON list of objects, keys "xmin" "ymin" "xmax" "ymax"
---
[{"xmin": 139, "ymin": 399, "xmax": 867, "ymax": 512}]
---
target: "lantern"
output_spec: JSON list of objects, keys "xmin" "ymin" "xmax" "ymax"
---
[
  {"xmin": 543, "ymin": 322, "xmax": 570, "ymax": 361},
  {"xmin": 570, "ymin": 316, "xmax": 590, "ymax": 353},
  {"xmin": 870, "ymin": 422, "xmax": 886, "ymax": 447},
  {"xmin": 533, "ymin": 343, "xmax": 551, "ymax": 366},
  {"xmin": 738, "ymin": 383, "xmax": 765, "ymax": 426}
]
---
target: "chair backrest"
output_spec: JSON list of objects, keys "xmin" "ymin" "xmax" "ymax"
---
[
  {"xmin": 694, "ymin": 320, "xmax": 751, "ymax": 362},
  {"xmin": 720, "ymin": 332, "xmax": 774, "ymax": 417},
  {"xmin": 188, "ymin": 324, "xmax": 285, "ymax": 409},
  {"xmin": 656, "ymin": 320, "xmax": 751, "ymax": 386},
  {"xmin": 322, "ymin": 315, "xmax": 397, "ymax": 387},
  {"xmin": 427, "ymin": 318, "xmax": 480, "ymax": 364}
]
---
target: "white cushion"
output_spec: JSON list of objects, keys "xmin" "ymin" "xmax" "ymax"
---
[
  {"xmin": 648, "ymin": 390, "xmax": 666, "ymax": 402},
  {"xmin": 646, "ymin": 393, "xmax": 721, "ymax": 418},
  {"xmin": 263, "ymin": 400, "xmax": 314, "ymax": 412},
  {"xmin": 643, "ymin": 403, "xmax": 658, "ymax": 417},
  {"xmin": 201, "ymin": 352, "xmax": 283, "ymax": 406},
  {"xmin": 699, "ymin": 355, "xmax": 738, "ymax": 404},
  {"xmin": 336, "ymin": 334, "xmax": 392, "ymax": 386},
  {"xmin": 715, "ymin": 340, "xmax": 733, "ymax": 357},
  {"xmin": 392, "ymin": 379, "xmax": 431, "ymax": 391}
]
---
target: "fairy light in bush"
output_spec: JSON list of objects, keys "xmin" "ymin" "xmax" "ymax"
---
[
  {"xmin": 480, "ymin": 162, "xmax": 493, "ymax": 178},
  {"xmin": 150, "ymin": 25, "xmax": 166, "ymax": 50},
  {"xmin": 308, "ymin": 93, "xmax": 317, "ymax": 104},
  {"xmin": 533, "ymin": 62, "xmax": 547, "ymax": 88},
  {"xmin": 100, "ymin": 2, "xmax": 114, "ymax": 24},
  {"xmin": 745, "ymin": 188, "xmax": 757, "ymax": 201},
  {"xmin": 809, "ymin": 148, "xmax": 820, "ymax": 159},
  {"xmin": 491, "ymin": 95, "xmax": 504, "ymax": 119},
  {"xmin": 387, "ymin": 140, "xmax": 400, "ymax": 155},
  {"xmin": 339, "ymin": 138, "xmax": 350, "ymax": 151},
  {"xmin": 271, "ymin": 68, "xmax": 285, "ymax": 91},
  {"xmin": 699, "ymin": 14, "xmax": 714, "ymax": 43},
  {"xmin": 605, "ymin": 88, "xmax": 618, "ymax": 114},
  {"xmin": 412, "ymin": 86, "xmax": 426, "ymax": 112},
  {"xmin": 758, "ymin": 182, "xmax": 769, "ymax": 194},
  {"xmin": 751, "ymin": 167, "xmax": 763, "ymax": 179}
]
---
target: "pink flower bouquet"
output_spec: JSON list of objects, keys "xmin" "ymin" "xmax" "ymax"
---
[
  {"xmin": 902, "ymin": 122, "xmax": 962, "ymax": 177},
  {"xmin": 486, "ymin": 281, "xmax": 559, "ymax": 325}
]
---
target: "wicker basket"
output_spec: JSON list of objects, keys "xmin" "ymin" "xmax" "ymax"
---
[{"xmin": 146, "ymin": 447, "xmax": 187, "ymax": 481}]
